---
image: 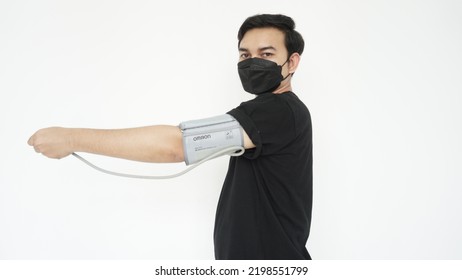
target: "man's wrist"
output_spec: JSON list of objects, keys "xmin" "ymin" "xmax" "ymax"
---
[{"xmin": 68, "ymin": 128, "xmax": 81, "ymax": 153}]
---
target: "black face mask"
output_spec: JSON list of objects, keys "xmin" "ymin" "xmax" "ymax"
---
[{"xmin": 237, "ymin": 58, "xmax": 289, "ymax": 95}]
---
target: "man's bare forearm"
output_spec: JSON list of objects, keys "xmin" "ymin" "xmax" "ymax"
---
[{"xmin": 28, "ymin": 125, "xmax": 184, "ymax": 163}]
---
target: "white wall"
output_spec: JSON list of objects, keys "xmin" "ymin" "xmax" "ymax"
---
[{"xmin": 1, "ymin": 0, "xmax": 461, "ymax": 259}]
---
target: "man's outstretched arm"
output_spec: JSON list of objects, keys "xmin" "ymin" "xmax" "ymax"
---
[{"xmin": 27, "ymin": 125, "xmax": 184, "ymax": 163}]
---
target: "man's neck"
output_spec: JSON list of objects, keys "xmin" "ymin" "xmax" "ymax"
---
[{"xmin": 273, "ymin": 83, "xmax": 292, "ymax": 94}]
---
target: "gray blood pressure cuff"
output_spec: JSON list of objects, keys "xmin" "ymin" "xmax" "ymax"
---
[{"xmin": 179, "ymin": 114, "xmax": 244, "ymax": 165}]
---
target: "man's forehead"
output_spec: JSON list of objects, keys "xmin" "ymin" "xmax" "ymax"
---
[{"xmin": 239, "ymin": 27, "xmax": 285, "ymax": 50}]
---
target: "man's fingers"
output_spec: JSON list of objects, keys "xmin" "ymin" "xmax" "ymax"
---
[
  {"xmin": 27, "ymin": 133, "xmax": 39, "ymax": 152},
  {"xmin": 27, "ymin": 134, "xmax": 35, "ymax": 146},
  {"xmin": 33, "ymin": 145, "xmax": 41, "ymax": 153}
]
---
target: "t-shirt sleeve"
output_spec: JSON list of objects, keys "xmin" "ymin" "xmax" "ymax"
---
[{"xmin": 228, "ymin": 97, "xmax": 296, "ymax": 159}]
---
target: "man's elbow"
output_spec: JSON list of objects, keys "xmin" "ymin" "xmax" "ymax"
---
[
  {"xmin": 170, "ymin": 127, "xmax": 185, "ymax": 163},
  {"xmin": 170, "ymin": 144, "xmax": 185, "ymax": 163},
  {"xmin": 147, "ymin": 143, "xmax": 183, "ymax": 163},
  {"xmin": 160, "ymin": 125, "xmax": 185, "ymax": 163}
]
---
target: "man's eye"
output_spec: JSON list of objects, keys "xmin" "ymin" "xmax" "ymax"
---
[
  {"xmin": 240, "ymin": 53, "xmax": 250, "ymax": 59},
  {"xmin": 261, "ymin": 52, "xmax": 273, "ymax": 57}
]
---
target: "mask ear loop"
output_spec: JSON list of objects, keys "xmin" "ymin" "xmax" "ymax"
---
[
  {"xmin": 281, "ymin": 53, "xmax": 295, "ymax": 82},
  {"xmin": 280, "ymin": 56, "xmax": 293, "ymax": 81}
]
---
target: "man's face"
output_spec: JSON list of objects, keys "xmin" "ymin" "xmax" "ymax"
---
[
  {"xmin": 239, "ymin": 27, "xmax": 289, "ymax": 63},
  {"xmin": 238, "ymin": 27, "xmax": 291, "ymax": 87}
]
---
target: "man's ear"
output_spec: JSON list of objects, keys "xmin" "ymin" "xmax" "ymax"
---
[{"xmin": 288, "ymin": 52, "xmax": 301, "ymax": 74}]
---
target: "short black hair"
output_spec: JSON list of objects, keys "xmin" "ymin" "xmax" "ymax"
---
[{"xmin": 237, "ymin": 14, "xmax": 305, "ymax": 57}]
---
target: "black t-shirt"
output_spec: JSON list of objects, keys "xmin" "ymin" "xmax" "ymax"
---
[{"xmin": 214, "ymin": 91, "xmax": 313, "ymax": 260}]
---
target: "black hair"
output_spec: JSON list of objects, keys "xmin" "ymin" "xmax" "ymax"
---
[{"xmin": 237, "ymin": 14, "xmax": 305, "ymax": 57}]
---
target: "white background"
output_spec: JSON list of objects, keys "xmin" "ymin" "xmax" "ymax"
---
[{"xmin": 1, "ymin": 0, "xmax": 461, "ymax": 260}]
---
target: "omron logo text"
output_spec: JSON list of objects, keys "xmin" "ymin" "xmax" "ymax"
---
[{"xmin": 193, "ymin": 134, "xmax": 211, "ymax": 141}]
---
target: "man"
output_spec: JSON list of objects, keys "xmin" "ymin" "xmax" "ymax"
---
[{"xmin": 28, "ymin": 14, "xmax": 312, "ymax": 260}]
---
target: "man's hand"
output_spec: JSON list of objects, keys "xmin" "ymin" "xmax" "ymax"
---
[{"xmin": 28, "ymin": 127, "xmax": 74, "ymax": 159}]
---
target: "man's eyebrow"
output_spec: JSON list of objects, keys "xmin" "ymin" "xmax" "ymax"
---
[
  {"xmin": 238, "ymin": 46, "xmax": 277, "ymax": 52},
  {"xmin": 259, "ymin": 46, "xmax": 277, "ymax": 52}
]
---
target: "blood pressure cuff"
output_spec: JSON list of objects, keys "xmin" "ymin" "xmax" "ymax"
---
[{"xmin": 179, "ymin": 114, "xmax": 244, "ymax": 165}]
